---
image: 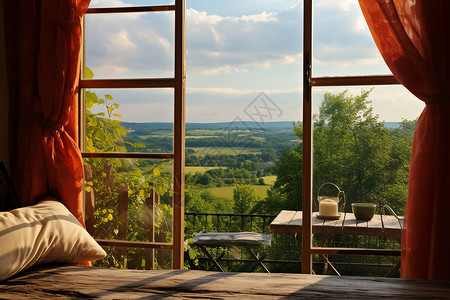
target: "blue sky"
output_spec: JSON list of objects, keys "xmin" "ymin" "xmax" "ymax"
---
[{"xmin": 86, "ymin": 0, "xmax": 424, "ymax": 123}]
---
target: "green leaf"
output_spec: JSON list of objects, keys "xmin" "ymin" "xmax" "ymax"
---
[
  {"xmin": 105, "ymin": 94, "xmax": 113, "ymax": 101},
  {"xmin": 119, "ymin": 126, "xmax": 127, "ymax": 136},
  {"xmin": 113, "ymin": 113, "xmax": 122, "ymax": 118},
  {"xmin": 85, "ymin": 66, "xmax": 94, "ymax": 79},
  {"xmin": 153, "ymin": 168, "xmax": 161, "ymax": 177},
  {"xmin": 98, "ymin": 99, "xmax": 105, "ymax": 104},
  {"xmin": 86, "ymin": 91, "xmax": 98, "ymax": 108},
  {"xmin": 155, "ymin": 185, "xmax": 165, "ymax": 195},
  {"xmin": 95, "ymin": 112, "xmax": 105, "ymax": 117},
  {"xmin": 189, "ymin": 248, "xmax": 196, "ymax": 259},
  {"xmin": 85, "ymin": 186, "xmax": 91, "ymax": 193},
  {"xmin": 113, "ymin": 103, "xmax": 120, "ymax": 109}
]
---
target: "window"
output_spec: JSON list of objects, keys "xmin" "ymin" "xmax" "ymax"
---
[
  {"xmin": 79, "ymin": 0, "xmax": 185, "ymax": 269},
  {"xmin": 302, "ymin": 0, "xmax": 422, "ymax": 273}
]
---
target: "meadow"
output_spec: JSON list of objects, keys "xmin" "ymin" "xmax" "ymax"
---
[{"xmin": 207, "ymin": 175, "xmax": 277, "ymax": 199}]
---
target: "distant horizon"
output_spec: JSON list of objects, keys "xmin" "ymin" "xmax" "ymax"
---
[{"xmin": 120, "ymin": 120, "xmax": 402, "ymax": 124}]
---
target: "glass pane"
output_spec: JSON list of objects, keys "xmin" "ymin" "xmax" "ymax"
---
[
  {"xmin": 83, "ymin": 88, "xmax": 174, "ymax": 153},
  {"xmin": 186, "ymin": 0, "xmax": 302, "ymax": 124},
  {"xmin": 310, "ymin": 85, "xmax": 414, "ymax": 275},
  {"xmin": 182, "ymin": 1, "xmax": 303, "ymax": 223},
  {"xmin": 89, "ymin": 0, "xmax": 174, "ymax": 8},
  {"xmin": 312, "ymin": 85, "xmax": 423, "ymax": 216},
  {"xmin": 85, "ymin": 12, "xmax": 174, "ymax": 79},
  {"xmin": 312, "ymin": 0, "xmax": 392, "ymax": 76},
  {"xmin": 94, "ymin": 247, "xmax": 173, "ymax": 270},
  {"xmin": 84, "ymin": 158, "xmax": 173, "ymax": 268}
]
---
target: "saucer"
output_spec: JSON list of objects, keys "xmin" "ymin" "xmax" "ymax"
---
[{"xmin": 316, "ymin": 213, "xmax": 341, "ymax": 220}]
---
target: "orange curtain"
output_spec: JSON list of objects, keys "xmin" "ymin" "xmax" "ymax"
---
[
  {"xmin": 359, "ymin": 0, "xmax": 450, "ymax": 280},
  {"xmin": 4, "ymin": 0, "xmax": 90, "ymax": 225}
]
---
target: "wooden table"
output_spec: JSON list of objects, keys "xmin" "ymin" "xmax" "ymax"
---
[
  {"xmin": 270, "ymin": 210, "xmax": 403, "ymax": 239},
  {"xmin": 270, "ymin": 210, "xmax": 404, "ymax": 276}
]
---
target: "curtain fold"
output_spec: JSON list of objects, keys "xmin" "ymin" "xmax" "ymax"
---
[
  {"xmin": 359, "ymin": 0, "xmax": 450, "ymax": 281},
  {"xmin": 4, "ymin": 0, "xmax": 90, "ymax": 225}
]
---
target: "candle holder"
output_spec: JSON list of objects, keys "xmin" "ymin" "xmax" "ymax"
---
[{"xmin": 316, "ymin": 182, "xmax": 346, "ymax": 220}]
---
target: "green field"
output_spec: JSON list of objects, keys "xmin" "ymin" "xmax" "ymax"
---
[
  {"xmin": 207, "ymin": 185, "xmax": 270, "ymax": 199},
  {"xmin": 187, "ymin": 147, "xmax": 262, "ymax": 156},
  {"xmin": 186, "ymin": 136, "xmax": 219, "ymax": 139},
  {"xmin": 207, "ymin": 179, "xmax": 274, "ymax": 199},
  {"xmin": 261, "ymin": 175, "xmax": 277, "ymax": 185},
  {"xmin": 185, "ymin": 166, "xmax": 227, "ymax": 174}
]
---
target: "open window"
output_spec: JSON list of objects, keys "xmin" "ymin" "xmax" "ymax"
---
[
  {"xmin": 79, "ymin": 0, "xmax": 185, "ymax": 269},
  {"xmin": 301, "ymin": 0, "xmax": 422, "ymax": 273}
]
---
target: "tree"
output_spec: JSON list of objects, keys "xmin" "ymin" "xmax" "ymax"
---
[
  {"xmin": 251, "ymin": 122, "xmax": 303, "ymax": 214},
  {"xmin": 257, "ymin": 89, "xmax": 414, "ymax": 215},
  {"xmin": 312, "ymin": 89, "xmax": 411, "ymax": 212},
  {"xmin": 233, "ymin": 185, "xmax": 259, "ymax": 214}
]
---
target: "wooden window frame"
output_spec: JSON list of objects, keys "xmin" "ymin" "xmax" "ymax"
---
[
  {"xmin": 79, "ymin": 0, "xmax": 186, "ymax": 269},
  {"xmin": 301, "ymin": 0, "xmax": 399, "ymax": 273}
]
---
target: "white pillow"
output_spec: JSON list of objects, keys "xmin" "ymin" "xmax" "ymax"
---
[{"xmin": 0, "ymin": 197, "xmax": 106, "ymax": 281}]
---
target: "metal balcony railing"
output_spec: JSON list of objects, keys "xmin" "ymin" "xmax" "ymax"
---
[{"xmin": 184, "ymin": 212, "xmax": 401, "ymax": 276}]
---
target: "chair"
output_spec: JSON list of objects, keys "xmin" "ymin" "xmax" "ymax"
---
[{"xmin": 382, "ymin": 205, "xmax": 404, "ymax": 230}]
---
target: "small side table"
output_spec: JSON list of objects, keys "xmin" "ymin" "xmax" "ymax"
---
[{"xmin": 192, "ymin": 232, "xmax": 272, "ymax": 273}]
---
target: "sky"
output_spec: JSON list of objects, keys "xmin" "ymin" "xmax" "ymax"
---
[{"xmin": 86, "ymin": 0, "xmax": 425, "ymax": 123}]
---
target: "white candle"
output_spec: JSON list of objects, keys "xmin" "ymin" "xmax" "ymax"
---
[{"xmin": 319, "ymin": 199, "xmax": 338, "ymax": 216}]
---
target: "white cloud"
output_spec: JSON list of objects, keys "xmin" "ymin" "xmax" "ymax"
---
[
  {"xmin": 187, "ymin": 87, "xmax": 301, "ymax": 95},
  {"xmin": 238, "ymin": 11, "xmax": 278, "ymax": 23},
  {"xmin": 194, "ymin": 65, "xmax": 248, "ymax": 75},
  {"xmin": 85, "ymin": 1, "xmax": 423, "ymax": 122},
  {"xmin": 315, "ymin": 0, "xmax": 356, "ymax": 12},
  {"xmin": 186, "ymin": 6, "xmax": 301, "ymax": 74},
  {"xmin": 312, "ymin": 0, "xmax": 388, "ymax": 76},
  {"xmin": 85, "ymin": 11, "xmax": 174, "ymax": 78}
]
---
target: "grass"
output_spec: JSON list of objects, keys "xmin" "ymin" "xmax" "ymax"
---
[
  {"xmin": 186, "ymin": 136, "xmax": 219, "ymax": 139},
  {"xmin": 207, "ymin": 179, "xmax": 275, "ymax": 199},
  {"xmin": 207, "ymin": 185, "xmax": 270, "ymax": 199},
  {"xmin": 261, "ymin": 175, "xmax": 277, "ymax": 185},
  {"xmin": 186, "ymin": 130, "xmax": 221, "ymax": 135},
  {"xmin": 185, "ymin": 166, "xmax": 227, "ymax": 174},
  {"xmin": 187, "ymin": 147, "xmax": 262, "ymax": 156},
  {"xmin": 136, "ymin": 134, "xmax": 173, "ymax": 139}
]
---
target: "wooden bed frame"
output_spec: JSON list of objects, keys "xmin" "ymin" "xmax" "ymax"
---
[{"xmin": 2, "ymin": 264, "xmax": 450, "ymax": 299}]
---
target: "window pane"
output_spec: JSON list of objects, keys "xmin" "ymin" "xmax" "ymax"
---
[
  {"xmin": 186, "ymin": 0, "xmax": 302, "ymax": 124},
  {"xmin": 312, "ymin": 0, "xmax": 391, "ymax": 76},
  {"xmin": 312, "ymin": 85, "xmax": 423, "ymax": 216},
  {"xmin": 89, "ymin": 0, "xmax": 174, "ymax": 9},
  {"xmin": 83, "ymin": 88, "xmax": 174, "ymax": 153},
  {"xmin": 85, "ymin": 12, "xmax": 174, "ymax": 79},
  {"xmin": 182, "ymin": 0, "xmax": 302, "ymax": 220},
  {"xmin": 84, "ymin": 158, "xmax": 173, "ymax": 268}
]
